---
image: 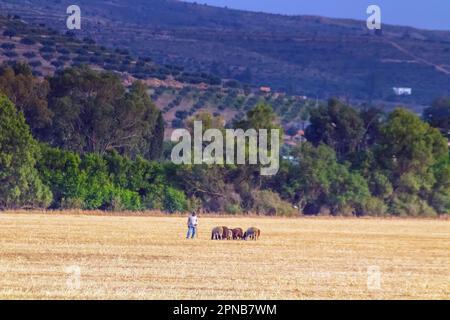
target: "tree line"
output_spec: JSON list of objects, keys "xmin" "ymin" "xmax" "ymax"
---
[{"xmin": 0, "ymin": 62, "xmax": 449, "ymax": 216}]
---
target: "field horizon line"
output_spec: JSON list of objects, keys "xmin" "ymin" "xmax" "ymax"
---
[{"xmin": 1, "ymin": 210, "xmax": 448, "ymax": 221}]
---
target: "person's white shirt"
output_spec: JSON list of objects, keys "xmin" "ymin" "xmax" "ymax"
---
[{"xmin": 187, "ymin": 215, "xmax": 198, "ymax": 227}]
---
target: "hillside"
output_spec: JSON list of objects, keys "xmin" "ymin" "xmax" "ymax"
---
[
  {"xmin": 0, "ymin": 15, "xmax": 315, "ymax": 138},
  {"xmin": 1, "ymin": 0, "xmax": 450, "ymax": 105}
]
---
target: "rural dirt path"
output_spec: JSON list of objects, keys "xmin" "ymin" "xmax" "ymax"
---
[{"xmin": 385, "ymin": 39, "xmax": 450, "ymax": 75}]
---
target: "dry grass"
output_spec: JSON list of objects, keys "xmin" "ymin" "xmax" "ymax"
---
[{"xmin": 0, "ymin": 212, "xmax": 449, "ymax": 300}]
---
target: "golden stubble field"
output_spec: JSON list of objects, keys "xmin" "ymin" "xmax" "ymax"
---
[{"xmin": 0, "ymin": 212, "xmax": 449, "ymax": 299}]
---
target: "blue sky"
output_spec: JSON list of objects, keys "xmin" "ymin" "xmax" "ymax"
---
[{"xmin": 184, "ymin": 0, "xmax": 450, "ymax": 30}]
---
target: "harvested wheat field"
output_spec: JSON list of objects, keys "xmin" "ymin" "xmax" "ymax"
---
[{"xmin": 0, "ymin": 212, "xmax": 449, "ymax": 299}]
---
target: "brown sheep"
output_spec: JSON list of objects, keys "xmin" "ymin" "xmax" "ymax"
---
[
  {"xmin": 232, "ymin": 228, "xmax": 244, "ymax": 240},
  {"xmin": 221, "ymin": 226, "xmax": 230, "ymax": 240},
  {"xmin": 244, "ymin": 227, "xmax": 261, "ymax": 240},
  {"xmin": 211, "ymin": 226, "xmax": 224, "ymax": 240}
]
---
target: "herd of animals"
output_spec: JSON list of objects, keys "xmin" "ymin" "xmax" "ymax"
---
[{"xmin": 211, "ymin": 226, "xmax": 261, "ymax": 241}]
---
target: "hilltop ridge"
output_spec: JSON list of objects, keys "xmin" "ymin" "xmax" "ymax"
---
[{"xmin": 0, "ymin": 0, "xmax": 449, "ymax": 105}]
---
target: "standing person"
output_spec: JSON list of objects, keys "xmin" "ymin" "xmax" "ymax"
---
[{"xmin": 186, "ymin": 211, "xmax": 198, "ymax": 239}]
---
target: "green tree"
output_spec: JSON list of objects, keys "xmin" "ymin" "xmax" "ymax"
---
[
  {"xmin": 45, "ymin": 67, "xmax": 163, "ymax": 159},
  {"xmin": 423, "ymin": 97, "xmax": 450, "ymax": 134},
  {"xmin": 163, "ymin": 186, "xmax": 188, "ymax": 213},
  {"xmin": 251, "ymin": 189, "xmax": 296, "ymax": 216},
  {"xmin": 377, "ymin": 109, "xmax": 447, "ymax": 191},
  {"xmin": 175, "ymin": 164, "xmax": 228, "ymax": 211},
  {"xmin": 104, "ymin": 151, "xmax": 169, "ymax": 210},
  {"xmin": 430, "ymin": 153, "xmax": 450, "ymax": 214},
  {"xmin": 236, "ymin": 102, "xmax": 281, "ymax": 132},
  {"xmin": 376, "ymin": 108, "xmax": 448, "ymax": 215},
  {"xmin": 186, "ymin": 111, "xmax": 225, "ymax": 133},
  {"xmin": 0, "ymin": 95, "xmax": 52, "ymax": 208},
  {"xmin": 148, "ymin": 112, "xmax": 165, "ymax": 160},
  {"xmin": 277, "ymin": 143, "xmax": 370, "ymax": 215},
  {"xmin": 305, "ymin": 98, "xmax": 365, "ymax": 161},
  {"xmin": 234, "ymin": 103, "xmax": 283, "ymax": 187},
  {"xmin": 127, "ymin": 81, "xmax": 164, "ymax": 159},
  {"xmin": 37, "ymin": 144, "xmax": 86, "ymax": 208},
  {"xmin": 0, "ymin": 62, "xmax": 53, "ymax": 133}
]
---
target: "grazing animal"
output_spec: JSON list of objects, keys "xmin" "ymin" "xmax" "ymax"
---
[
  {"xmin": 227, "ymin": 229, "xmax": 233, "ymax": 240},
  {"xmin": 221, "ymin": 226, "xmax": 230, "ymax": 240},
  {"xmin": 232, "ymin": 228, "xmax": 244, "ymax": 240},
  {"xmin": 211, "ymin": 226, "xmax": 224, "ymax": 240},
  {"xmin": 244, "ymin": 227, "xmax": 261, "ymax": 240}
]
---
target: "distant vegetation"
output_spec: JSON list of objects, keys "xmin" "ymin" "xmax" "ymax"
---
[
  {"xmin": 152, "ymin": 84, "xmax": 312, "ymax": 127},
  {"xmin": 1, "ymin": 63, "xmax": 449, "ymax": 216},
  {"xmin": 0, "ymin": 14, "xmax": 314, "ymax": 130},
  {"xmin": 2, "ymin": 0, "xmax": 450, "ymax": 104},
  {"xmin": 0, "ymin": 15, "xmax": 221, "ymax": 85},
  {"xmin": 0, "ymin": 5, "xmax": 449, "ymax": 216}
]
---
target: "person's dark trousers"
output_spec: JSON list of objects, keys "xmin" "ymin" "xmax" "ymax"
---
[{"xmin": 186, "ymin": 226, "xmax": 196, "ymax": 239}]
